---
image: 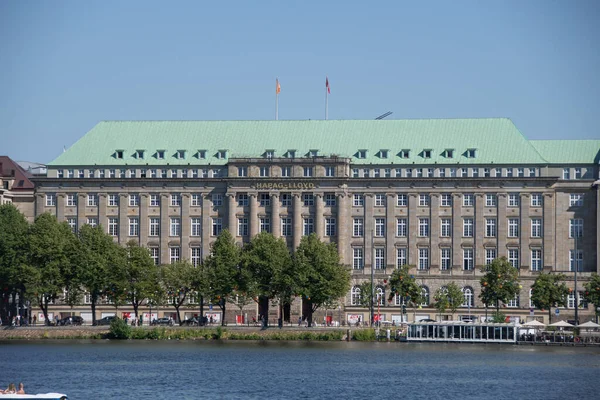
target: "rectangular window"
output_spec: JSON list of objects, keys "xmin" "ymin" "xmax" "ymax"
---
[
  {"xmin": 384, "ymin": 168, "xmax": 391, "ymax": 178},
  {"xmin": 480, "ymin": 219, "xmax": 494, "ymax": 239},
  {"xmin": 529, "ymin": 168, "xmax": 536, "ymax": 177},
  {"xmin": 303, "ymin": 218, "xmax": 314, "ymax": 236},
  {"xmin": 440, "ymin": 218, "xmax": 451, "ymax": 237},
  {"xmin": 280, "ymin": 193, "xmax": 292, "ymax": 206},
  {"xmin": 212, "ymin": 218, "xmax": 222, "ymax": 236},
  {"xmin": 191, "ymin": 194, "xmax": 202, "ymax": 206},
  {"xmin": 530, "ymin": 194, "xmax": 542, "ymax": 207},
  {"xmin": 108, "ymin": 194, "xmax": 118, "ymax": 206},
  {"xmin": 485, "ymin": 249, "xmax": 496, "ymax": 266},
  {"xmin": 129, "ymin": 194, "xmax": 140, "ymax": 206},
  {"xmin": 508, "ymin": 218, "xmax": 519, "ymax": 238},
  {"xmin": 87, "ymin": 217, "xmax": 98, "ymax": 227},
  {"xmin": 191, "ymin": 218, "xmax": 201, "ymax": 236},
  {"xmin": 171, "ymin": 194, "xmax": 181, "ymax": 207},
  {"xmin": 191, "ymin": 169, "xmax": 198, "ymax": 178},
  {"xmin": 418, "ymin": 248, "xmax": 429, "ymax": 270},
  {"xmin": 396, "ymin": 248, "xmax": 407, "ymax": 267},
  {"xmin": 517, "ymin": 168, "xmax": 524, "ymax": 177},
  {"xmin": 87, "ymin": 194, "xmax": 98, "ymax": 207},
  {"xmin": 169, "ymin": 247, "xmax": 180, "ymax": 264},
  {"xmin": 108, "ymin": 218, "xmax": 118, "ymax": 236},
  {"xmin": 149, "ymin": 218, "xmax": 160, "ymax": 236},
  {"xmin": 439, "ymin": 168, "xmax": 446, "ymax": 178},
  {"xmin": 397, "ymin": 194, "xmax": 407, "ymax": 207},
  {"xmin": 303, "ymin": 167, "xmax": 313, "ymax": 177},
  {"xmin": 508, "ymin": 249, "xmax": 519, "ymax": 268},
  {"xmin": 260, "ymin": 217, "xmax": 270, "ymax": 233},
  {"xmin": 303, "ymin": 193, "xmax": 314, "ymax": 206},
  {"xmin": 449, "ymin": 168, "xmax": 456, "ymax": 177},
  {"xmin": 374, "ymin": 248, "xmax": 385, "ymax": 270},
  {"xmin": 374, "ymin": 194, "xmax": 386, "ymax": 207},
  {"xmin": 441, "ymin": 248, "xmax": 451, "ymax": 270},
  {"xmin": 78, "ymin": 169, "xmax": 85, "ymax": 178},
  {"xmin": 440, "ymin": 194, "xmax": 452, "ymax": 207},
  {"xmin": 325, "ymin": 193, "xmax": 336, "ymax": 206},
  {"xmin": 506, "ymin": 168, "xmax": 513, "ymax": 178},
  {"xmin": 353, "ymin": 194, "xmax": 364, "ymax": 207},
  {"xmin": 130, "ymin": 169, "xmax": 137, "ymax": 178},
  {"xmin": 281, "ymin": 166, "xmax": 291, "ymax": 177},
  {"xmin": 531, "ymin": 219, "xmax": 542, "ymax": 238},
  {"xmin": 353, "ymin": 218, "xmax": 364, "ymax": 237},
  {"xmin": 463, "ymin": 218, "xmax": 474, "ymax": 237},
  {"xmin": 149, "ymin": 248, "xmax": 159, "ymax": 266},
  {"xmin": 575, "ymin": 168, "xmax": 582, "ymax": 179},
  {"xmin": 260, "ymin": 166, "xmax": 269, "ymax": 177},
  {"xmin": 325, "ymin": 218, "xmax": 336, "ymax": 236},
  {"xmin": 212, "ymin": 194, "xmax": 223, "ymax": 207},
  {"xmin": 569, "ymin": 218, "xmax": 583, "ymax": 238},
  {"xmin": 352, "ymin": 168, "xmax": 360, "ymax": 178},
  {"xmin": 418, "ymin": 218, "xmax": 429, "ymax": 237},
  {"xmin": 485, "ymin": 194, "xmax": 497, "ymax": 207},
  {"xmin": 67, "ymin": 217, "xmax": 77, "ymax": 233},
  {"xmin": 569, "ymin": 194, "xmax": 584, "ymax": 207},
  {"xmin": 462, "ymin": 194, "xmax": 474, "ymax": 207},
  {"xmin": 362, "ymin": 168, "xmax": 370, "ymax": 178},
  {"xmin": 67, "ymin": 169, "xmax": 74, "ymax": 178},
  {"xmin": 66, "ymin": 194, "xmax": 77, "ymax": 206},
  {"xmin": 238, "ymin": 217, "xmax": 249, "ymax": 236},
  {"xmin": 238, "ymin": 193, "xmax": 249, "ymax": 206},
  {"xmin": 325, "ymin": 166, "xmax": 335, "ymax": 177},
  {"xmin": 463, "ymin": 248, "xmax": 474, "ymax": 270},
  {"xmin": 259, "ymin": 193, "xmax": 270, "ymax": 207},
  {"xmin": 150, "ymin": 194, "xmax": 160, "ymax": 207},
  {"xmin": 419, "ymin": 194, "xmax": 430, "ymax": 206},
  {"xmin": 484, "ymin": 168, "xmax": 490, "ymax": 177},
  {"xmin": 170, "ymin": 218, "xmax": 181, "ymax": 236},
  {"xmin": 190, "ymin": 248, "xmax": 202, "ymax": 267},
  {"xmin": 508, "ymin": 193, "xmax": 519, "ymax": 207},
  {"xmin": 281, "ymin": 217, "xmax": 292, "ymax": 236},
  {"xmin": 531, "ymin": 249, "xmax": 542, "ymax": 271},
  {"xmin": 396, "ymin": 218, "xmax": 407, "ymax": 237},
  {"xmin": 472, "ymin": 168, "xmax": 479, "ymax": 178},
  {"xmin": 570, "ymin": 250, "xmax": 583, "ymax": 272},
  {"xmin": 238, "ymin": 167, "xmax": 247, "ymax": 177},
  {"xmin": 460, "ymin": 167, "xmax": 468, "ymax": 177},
  {"xmin": 375, "ymin": 218, "xmax": 385, "ymax": 237},
  {"xmin": 353, "ymin": 248, "xmax": 364, "ymax": 270},
  {"xmin": 128, "ymin": 217, "xmax": 139, "ymax": 236}
]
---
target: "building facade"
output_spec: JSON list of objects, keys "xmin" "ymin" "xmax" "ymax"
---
[
  {"xmin": 32, "ymin": 119, "xmax": 600, "ymax": 324},
  {"xmin": 0, "ymin": 155, "xmax": 35, "ymax": 221}
]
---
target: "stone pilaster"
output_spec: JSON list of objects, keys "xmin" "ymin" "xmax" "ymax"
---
[
  {"xmin": 520, "ymin": 193, "xmax": 531, "ymax": 269},
  {"xmin": 139, "ymin": 193, "xmax": 149, "ymax": 246},
  {"xmin": 119, "ymin": 193, "xmax": 128, "ymax": 244},
  {"xmin": 315, "ymin": 193, "xmax": 324, "ymax": 240},
  {"xmin": 497, "ymin": 193, "xmax": 507, "ymax": 258},
  {"xmin": 430, "ymin": 193, "xmax": 440, "ymax": 270},
  {"xmin": 249, "ymin": 193, "xmax": 258, "ymax": 238},
  {"xmin": 293, "ymin": 193, "xmax": 302, "ymax": 249},
  {"xmin": 386, "ymin": 193, "xmax": 396, "ymax": 268},
  {"xmin": 543, "ymin": 193, "xmax": 555, "ymax": 269},
  {"xmin": 202, "ymin": 193, "xmax": 212, "ymax": 260},
  {"xmin": 364, "ymin": 193, "xmax": 374, "ymax": 270},
  {"xmin": 475, "ymin": 193, "xmax": 485, "ymax": 268},
  {"xmin": 337, "ymin": 193, "xmax": 349, "ymax": 264},
  {"xmin": 227, "ymin": 193, "xmax": 237, "ymax": 237},
  {"xmin": 181, "ymin": 192, "xmax": 190, "ymax": 254},
  {"xmin": 271, "ymin": 193, "xmax": 281, "ymax": 237},
  {"xmin": 98, "ymin": 193, "xmax": 107, "ymax": 228},
  {"xmin": 56, "ymin": 193, "xmax": 65, "ymax": 222},
  {"xmin": 452, "ymin": 193, "xmax": 462, "ymax": 269},
  {"xmin": 160, "ymin": 193, "xmax": 170, "ymax": 264}
]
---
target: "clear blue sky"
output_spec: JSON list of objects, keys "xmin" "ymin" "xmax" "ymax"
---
[{"xmin": 1, "ymin": 0, "xmax": 598, "ymax": 164}]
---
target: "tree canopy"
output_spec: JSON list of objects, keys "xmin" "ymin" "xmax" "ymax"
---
[
  {"xmin": 530, "ymin": 272, "xmax": 569, "ymax": 323},
  {"xmin": 479, "ymin": 257, "xmax": 521, "ymax": 312}
]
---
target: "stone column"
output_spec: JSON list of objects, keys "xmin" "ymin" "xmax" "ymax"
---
[
  {"xmin": 119, "ymin": 193, "xmax": 128, "ymax": 245},
  {"xmin": 430, "ymin": 193, "xmax": 440, "ymax": 270},
  {"xmin": 35, "ymin": 193, "xmax": 45, "ymax": 217},
  {"xmin": 227, "ymin": 193, "xmax": 237, "ymax": 237},
  {"xmin": 543, "ymin": 193, "xmax": 555, "ymax": 269},
  {"xmin": 271, "ymin": 193, "xmax": 280, "ymax": 237},
  {"xmin": 98, "ymin": 193, "xmax": 107, "ymax": 228},
  {"xmin": 293, "ymin": 193, "xmax": 302, "ymax": 249},
  {"xmin": 56, "ymin": 193, "xmax": 65, "ymax": 222},
  {"xmin": 364, "ymin": 193, "xmax": 374, "ymax": 269},
  {"xmin": 475, "ymin": 193, "xmax": 485, "ymax": 268},
  {"xmin": 337, "ymin": 193, "xmax": 349, "ymax": 264},
  {"xmin": 520, "ymin": 193, "xmax": 531, "ymax": 270},
  {"xmin": 452, "ymin": 193, "xmax": 462, "ymax": 269},
  {"xmin": 386, "ymin": 193, "xmax": 396, "ymax": 269},
  {"xmin": 315, "ymin": 193, "xmax": 324, "ymax": 240},
  {"xmin": 181, "ymin": 193, "xmax": 190, "ymax": 255},
  {"xmin": 202, "ymin": 193, "xmax": 212, "ymax": 260},
  {"xmin": 139, "ymin": 193, "xmax": 149, "ymax": 246},
  {"xmin": 249, "ymin": 193, "xmax": 258, "ymax": 238},
  {"xmin": 497, "ymin": 193, "xmax": 507, "ymax": 258},
  {"xmin": 160, "ymin": 193, "xmax": 170, "ymax": 264}
]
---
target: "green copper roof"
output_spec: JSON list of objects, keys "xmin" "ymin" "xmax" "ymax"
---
[
  {"xmin": 49, "ymin": 119, "xmax": 551, "ymax": 166},
  {"xmin": 530, "ymin": 140, "xmax": 600, "ymax": 164}
]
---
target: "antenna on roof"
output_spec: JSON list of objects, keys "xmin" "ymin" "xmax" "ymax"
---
[
  {"xmin": 375, "ymin": 111, "xmax": 393, "ymax": 120},
  {"xmin": 63, "ymin": 146, "xmax": 66, "ymax": 153}
]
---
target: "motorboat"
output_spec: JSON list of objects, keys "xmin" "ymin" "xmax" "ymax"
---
[{"xmin": 0, "ymin": 394, "xmax": 67, "ymax": 399}]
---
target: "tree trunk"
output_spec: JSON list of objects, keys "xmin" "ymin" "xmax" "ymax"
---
[
  {"xmin": 132, "ymin": 301, "xmax": 139, "ymax": 320},
  {"xmin": 91, "ymin": 294, "xmax": 98, "ymax": 326},
  {"xmin": 549, "ymin": 308, "xmax": 552, "ymax": 324},
  {"xmin": 220, "ymin": 303, "xmax": 226, "ymax": 326},
  {"xmin": 38, "ymin": 296, "xmax": 49, "ymax": 325},
  {"xmin": 199, "ymin": 295, "xmax": 204, "ymax": 324}
]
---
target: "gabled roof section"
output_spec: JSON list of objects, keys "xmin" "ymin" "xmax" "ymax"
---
[
  {"xmin": 48, "ymin": 119, "xmax": 549, "ymax": 166},
  {"xmin": 0, "ymin": 156, "xmax": 35, "ymax": 190},
  {"xmin": 530, "ymin": 140, "xmax": 600, "ymax": 164}
]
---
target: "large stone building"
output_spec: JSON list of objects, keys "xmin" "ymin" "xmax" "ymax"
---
[
  {"xmin": 0, "ymin": 155, "xmax": 35, "ymax": 221},
  {"xmin": 32, "ymin": 119, "xmax": 600, "ymax": 324}
]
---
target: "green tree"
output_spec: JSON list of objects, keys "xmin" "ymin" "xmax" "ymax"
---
[
  {"xmin": 77, "ymin": 224, "xmax": 121, "ymax": 325},
  {"xmin": 293, "ymin": 234, "xmax": 350, "ymax": 327},
  {"xmin": 433, "ymin": 282, "xmax": 464, "ymax": 320},
  {"xmin": 387, "ymin": 265, "xmax": 423, "ymax": 321},
  {"xmin": 161, "ymin": 260, "xmax": 196, "ymax": 325},
  {"xmin": 242, "ymin": 232, "xmax": 292, "ymax": 326},
  {"xmin": 583, "ymin": 274, "xmax": 600, "ymax": 322},
  {"xmin": 121, "ymin": 240, "xmax": 160, "ymax": 320},
  {"xmin": 0, "ymin": 204, "xmax": 29, "ymax": 321},
  {"xmin": 479, "ymin": 257, "xmax": 520, "ymax": 313},
  {"xmin": 356, "ymin": 281, "xmax": 374, "ymax": 310},
  {"xmin": 24, "ymin": 213, "xmax": 75, "ymax": 324},
  {"xmin": 202, "ymin": 230, "xmax": 241, "ymax": 326},
  {"xmin": 530, "ymin": 272, "xmax": 569, "ymax": 323}
]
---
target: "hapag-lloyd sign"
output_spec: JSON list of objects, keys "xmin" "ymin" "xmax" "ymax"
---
[{"xmin": 254, "ymin": 182, "xmax": 316, "ymax": 190}]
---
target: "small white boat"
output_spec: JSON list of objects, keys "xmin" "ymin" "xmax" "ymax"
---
[{"xmin": 0, "ymin": 394, "xmax": 67, "ymax": 399}]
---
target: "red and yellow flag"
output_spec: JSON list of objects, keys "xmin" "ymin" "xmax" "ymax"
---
[
  {"xmin": 276, "ymin": 78, "xmax": 281, "ymax": 94},
  {"xmin": 326, "ymin": 77, "xmax": 330, "ymax": 94}
]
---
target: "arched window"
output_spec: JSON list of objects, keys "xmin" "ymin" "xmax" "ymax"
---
[
  {"xmin": 529, "ymin": 289, "xmax": 534, "ymax": 308},
  {"xmin": 507, "ymin": 294, "xmax": 519, "ymax": 308},
  {"xmin": 420, "ymin": 286, "xmax": 430, "ymax": 306},
  {"xmin": 394, "ymin": 293, "xmax": 406, "ymax": 306},
  {"xmin": 351, "ymin": 286, "xmax": 361, "ymax": 306},
  {"xmin": 462, "ymin": 286, "xmax": 474, "ymax": 307},
  {"xmin": 376, "ymin": 286, "xmax": 385, "ymax": 306}
]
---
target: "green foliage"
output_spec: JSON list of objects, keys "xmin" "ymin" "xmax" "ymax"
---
[
  {"xmin": 121, "ymin": 240, "xmax": 160, "ymax": 318},
  {"xmin": 108, "ymin": 317, "xmax": 132, "ymax": 339},
  {"xmin": 479, "ymin": 257, "xmax": 521, "ymax": 310},
  {"xmin": 491, "ymin": 311, "xmax": 507, "ymax": 323},
  {"xmin": 387, "ymin": 265, "xmax": 423, "ymax": 307},
  {"xmin": 356, "ymin": 281, "xmax": 374, "ymax": 309},
  {"xmin": 583, "ymin": 274, "xmax": 600, "ymax": 315},
  {"xmin": 161, "ymin": 259, "xmax": 197, "ymax": 324},
  {"xmin": 434, "ymin": 282, "xmax": 464, "ymax": 317},
  {"xmin": 352, "ymin": 328, "xmax": 377, "ymax": 341},
  {"xmin": 531, "ymin": 272, "xmax": 569, "ymax": 322}
]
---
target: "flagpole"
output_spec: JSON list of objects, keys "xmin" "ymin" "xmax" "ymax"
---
[
  {"xmin": 276, "ymin": 92, "xmax": 279, "ymax": 121},
  {"xmin": 325, "ymin": 87, "xmax": 328, "ymax": 120}
]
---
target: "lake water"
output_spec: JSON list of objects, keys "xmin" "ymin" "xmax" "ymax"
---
[{"xmin": 0, "ymin": 340, "xmax": 598, "ymax": 399}]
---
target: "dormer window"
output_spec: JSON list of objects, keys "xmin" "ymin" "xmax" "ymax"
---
[
  {"xmin": 357, "ymin": 150, "xmax": 367, "ymax": 159},
  {"xmin": 422, "ymin": 149, "xmax": 432, "ymax": 159},
  {"xmin": 116, "ymin": 150, "xmax": 124, "ymax": 159},
  {"xmin": 466, "ymin": 148, "xmax": 477, "ymax": 158},
  {"xmin": 157, "ymin": 150, "xmax": 165, "ymax": 160},
  {"xmin": 216, "ymin": 150, "xmax": 227, "ymax": 159},
  {"xmin": 176, "ymin": 150, "xmax": 186, "ymax": 159},
  {"xmin": 136, "ymin": 150, "xmax": 144, "ymax": 159},
  {"xmin": 287, "ymin": 150, "xmax": 296, "ymax": 158},
  {"xmin": 265, "ymin": 150, "xmax": 275, "ymax": 159},
  {"xmin": 444, "ymin": 149, "xmax": 454, "ymax": 158},
  {"xmin": 308, "ymin": 150, "xmax": 318, "ymax": 157},
  {"xmin": 399, "ymin": 149, "xmax": 410, "ymax": 159},
  {"xmin": 380, "ymin": 150, "xmax": 389, "ymax": 159},
  {"xmin": 197, "ymin": 150, "xmax": 206, "ymax": 159}
]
